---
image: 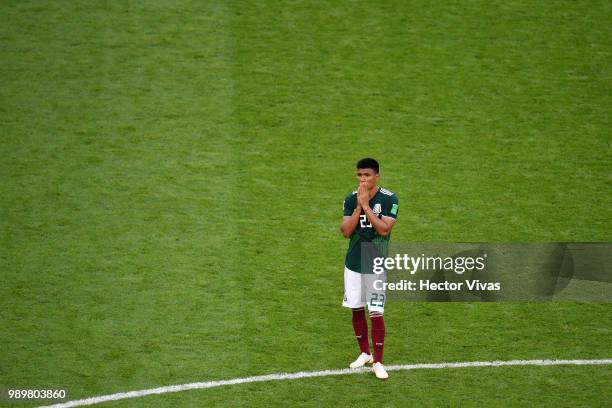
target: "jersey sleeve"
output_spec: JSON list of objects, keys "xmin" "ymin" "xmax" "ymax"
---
[
  {"xmin": 343, "ymin": 192, "xmax": 357, "ymax": 216},
  {"xmin": 382, "ymin": 194, "xmax": 399, "ymax": 219}
]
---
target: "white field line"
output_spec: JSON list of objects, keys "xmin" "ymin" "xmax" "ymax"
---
[{"xmin": 38, "ymin": 358, "xmax": 612, "ymax": 408}]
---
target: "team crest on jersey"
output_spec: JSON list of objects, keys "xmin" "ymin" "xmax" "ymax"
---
[{"xmin": 373, "ymin": 203, "xmax": 382, "ymax": 215}]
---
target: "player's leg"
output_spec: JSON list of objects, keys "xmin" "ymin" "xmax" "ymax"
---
[
  {"xmin": 342, "ymin": 267, "xmax": 373, "ymax": 368},
  {"xmin": 369, "ymin": 310, "xmax": 388, "ymax": 379},
  {"xmin": 370, "ymin": 310, "xmax": 386, "ymax": 362},
  {"xmin": 364, "ymin": 273, "xmax": 389, "ymax": 379},
  {"xmin": 351, "ymin": 307, "xmax": 371, "ymax": 355},
  {"xmin": 349, "ymin": 307, "xmax": 373, "ymax": 367}
]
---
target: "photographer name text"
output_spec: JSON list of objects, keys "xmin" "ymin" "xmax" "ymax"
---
[{"xmin": 374, "ymin": 279, "xmax": 501, "ymax": 291}]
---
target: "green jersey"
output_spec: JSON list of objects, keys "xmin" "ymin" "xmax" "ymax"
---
[{"xmin": 343, "ymin": 187, "xmax": 399, "ymax": 273}]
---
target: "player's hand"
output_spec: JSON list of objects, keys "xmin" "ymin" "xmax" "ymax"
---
[{"xmin": 357, "ymin": 184, "xmax": 370, "ymax": 209}]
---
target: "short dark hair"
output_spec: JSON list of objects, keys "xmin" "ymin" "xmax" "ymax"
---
[{"xmin": 356, "ymin": 158, "xmax": 379, "ymax": 173}]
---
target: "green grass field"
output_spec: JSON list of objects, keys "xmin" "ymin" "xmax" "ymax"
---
[{"xmin": 1, "ymin": 1, "xmax": 611, "ymax": 407}]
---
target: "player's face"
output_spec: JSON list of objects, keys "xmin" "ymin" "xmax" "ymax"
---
[{"xmin": 356, "ymin": 168, "xmax": 379, "ymax": 190}]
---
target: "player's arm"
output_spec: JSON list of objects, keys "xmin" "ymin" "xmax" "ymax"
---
[
  {"xmin": 340, "ymin": 209, "xmax": 361, "ymax": 238},
  {"xmin": 340, "ymin": 194, "xmax": 361, "ymax": 238},
  {"xmin": 363, "ymin": 209, "xmax": 396, "ymax": 237}
]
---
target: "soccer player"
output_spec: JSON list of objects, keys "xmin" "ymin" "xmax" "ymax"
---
[{"xmin": 340, "ymin": 158, "xmax": 399, "ymax": 380}]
